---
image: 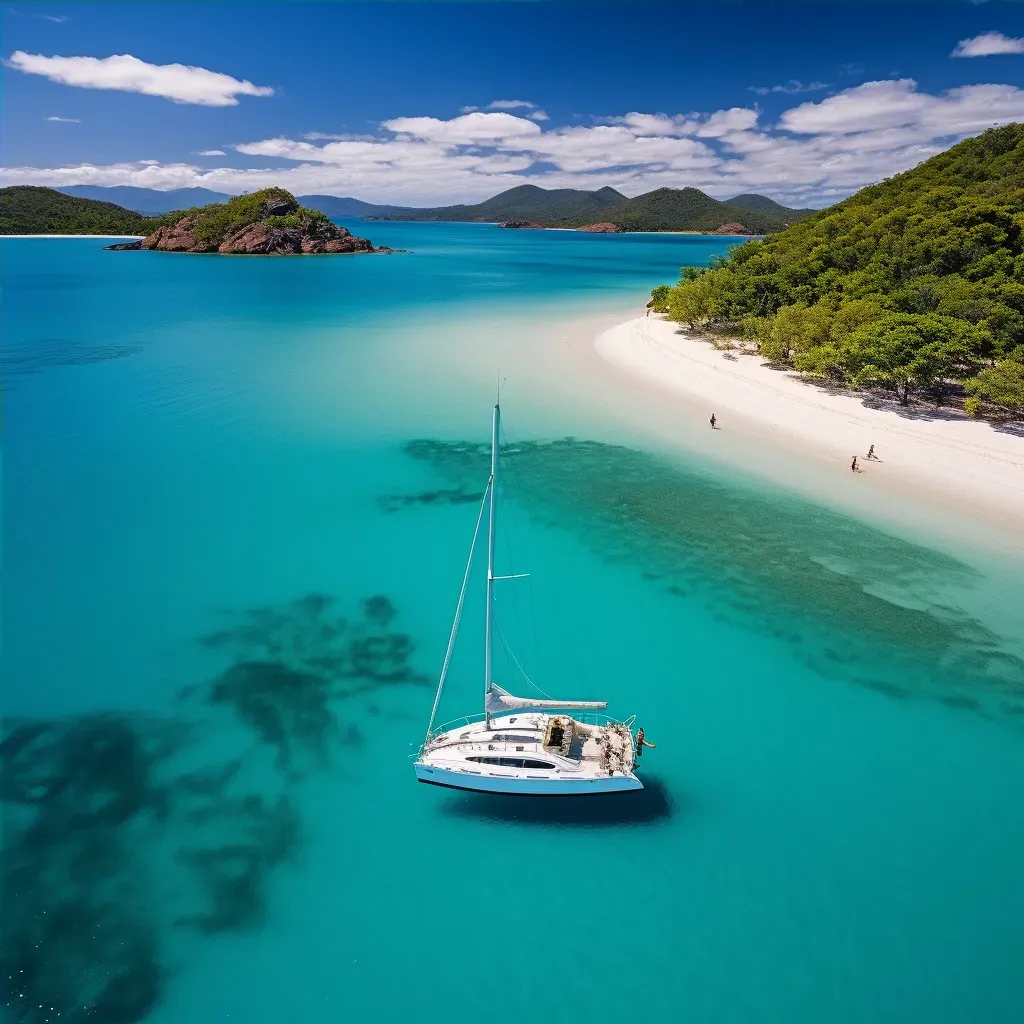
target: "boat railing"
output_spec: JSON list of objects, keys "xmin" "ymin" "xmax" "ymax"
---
[{"xmin": 417, "ymin": 710, "xmax": 636, "ymax": 757}]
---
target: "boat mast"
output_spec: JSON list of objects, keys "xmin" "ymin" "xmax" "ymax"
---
[{"xmin": 484, "ymin": 400, "xmax": 499, "ymax": 728}]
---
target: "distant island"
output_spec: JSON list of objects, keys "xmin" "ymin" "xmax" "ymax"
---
[
  {"xmin": 649, "ymin": 124, "xmax": 1024, "ymax": 419},
  {"xmin": 1, "ymin": 186, "xmax": 381, "ymax": 255},
  {"xmin": 107, "ymin": 189, "xmax": 379, "ymax": 255}
]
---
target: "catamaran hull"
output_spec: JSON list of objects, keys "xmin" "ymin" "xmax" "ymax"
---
[{"xmin": 414, "ymin": 763, "xmax": 643, "ymax": 795}]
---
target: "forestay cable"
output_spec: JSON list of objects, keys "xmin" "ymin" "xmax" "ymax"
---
[{"xmin": 424, "ymin": 481, "xmax": 490, "ymax": 742}]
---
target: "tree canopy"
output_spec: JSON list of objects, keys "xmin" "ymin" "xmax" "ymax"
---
[{"xmin": 652, "ymin": 124, "xmax": 1024, "ymax": 415}]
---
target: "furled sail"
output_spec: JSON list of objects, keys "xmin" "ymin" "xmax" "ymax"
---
[{"xmin": 485, "ymin": 683, "xmax": 607, "ymax": 715}]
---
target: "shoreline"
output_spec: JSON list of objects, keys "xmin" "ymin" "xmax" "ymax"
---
[{"xmin": 587, "ymin": 314, "xmax": 1024, "ymax": 543}]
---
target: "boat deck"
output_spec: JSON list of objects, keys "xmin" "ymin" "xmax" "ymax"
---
[{"xmin": 420, "ymin": 713, "xmax": 636, "ymax": 782}]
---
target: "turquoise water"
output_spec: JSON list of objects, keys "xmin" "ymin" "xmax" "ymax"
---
[{"xmin": 3, "ymin": 225, "xmax": 1024, "ymax": 1024}]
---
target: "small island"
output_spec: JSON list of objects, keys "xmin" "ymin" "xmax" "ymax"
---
[{"xmin": 107, "ymin": 188, "xmax": 382, "ymax": 255}]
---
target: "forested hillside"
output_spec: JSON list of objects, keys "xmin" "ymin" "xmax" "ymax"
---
[
  {"xmin": 383, "ymin": 184, "xmax": 626, "ymax": 224},
  {"xmin": 0, "ymin": 186, "xmax": 163, "ymax": 235},
  {"xmin": 592, "ymin": 187, "xmax": 799, "ymax": 233},
  {"xmin": 380, "ymin": 183, "xmax": 809, "ymax": 232},
  {"xmin": 651, "ymin": 125, "xmax": 1024, "ymax": 416}
]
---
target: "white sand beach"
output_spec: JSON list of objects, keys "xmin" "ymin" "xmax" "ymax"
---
[{"xmin": 593, "ymin": 315, "xmax": 1024, "ymax": 538}]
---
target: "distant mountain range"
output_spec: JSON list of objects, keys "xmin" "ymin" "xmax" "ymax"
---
[
  {"xmin": 56, "ymin": 186, "xmax": 412, "ymax": 219},
  {"xmin": 367, "ymin": 184, "xmax": 815, "ymax": 232},
  {"xmin": 58, "ymin": 185, "xmax": 235, "ymax": 213},
  {"xmin": 52, "ymin": 184, "xmax": 814, "ymax": 233},
  {"xmin": 379, "ymin": 184, "xmax": 627, "ymax": 225}
]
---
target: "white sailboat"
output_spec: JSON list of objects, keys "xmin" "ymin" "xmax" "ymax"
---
[{"xmin": 414, "ymin": 401, "xmax": 644, "ymax": 796}]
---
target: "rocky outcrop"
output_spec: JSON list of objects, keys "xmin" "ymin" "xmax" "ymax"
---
[
  {"xmin": 498, "ymin": 220, "xmax": 545, "ymax": 229},
  {"xmin": 713, "ymin": 222, "xmax": 753, "ymax": 235},
  {"xmin": 576, "ymin": 222, "xmax": 623, "ymax": 233},
  {"xmin": 104, "ymin": 188, "xmax": 380, "ymax": 255}
]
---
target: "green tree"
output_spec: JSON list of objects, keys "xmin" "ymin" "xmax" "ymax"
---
[
  {"xmin": 965, "ymin": 360, "xmax": 1024, "ymax": 415},
  {"xmin": 841, "ymin": 314, "xmax": 987, "ymax": 401},
  {"xmin": 667, "ymin": 271, "xmax": 721, "ymax": 328},
  {"xmin": 649, "ymin": 284, "xmax": 672, "ymax": 312}
]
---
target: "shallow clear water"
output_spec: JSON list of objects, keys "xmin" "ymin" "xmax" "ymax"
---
[{"xmin": 3, "ymin": 226, "xmax": 1024, "ymax": 1024}]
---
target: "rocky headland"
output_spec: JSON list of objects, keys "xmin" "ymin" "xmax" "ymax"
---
[
  {"xmin": 576, "ymin": 222, "xmax": 623, "ymax": 233},
  {"xmin": 106, "ymin": 188, "xmax": 383, "ymax": 255},
  {"xmin": 712, "ymin": 222, "xmax": 753, "ymax": 235},
  {"xmin": 497, "ymin": 220, "xmax": 545, "ymax": 229}
]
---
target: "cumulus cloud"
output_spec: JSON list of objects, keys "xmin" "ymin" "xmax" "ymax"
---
[
  {"xmin": 748, "ymin": 80, "xmax": 830, "ymax": 96},
  {"xmin": 5, "ymin": 51, "xmax": 273, "ymax": 106},
  {"xmin": 617, "ymin": 112, "xmax": 698, "ymax": 136},
  {"xmin": 7, "ymin": 79, "xmax": 1023, "ymax": 208},
  {"xmin": 382, "ymin": 111, "xmax": 543, "ymax": 145},
  {"xmin": 44, "ymin": 115, "xmax": 79, "ymax": 122},
  {"xmin": 778, "ymin": 78, "xmax": 1024, "ymax": 137},
  {"xmin": 485, "ymin": 99, "xmax": 549, "ymax": 120},
  {"xmin": 696, "ymin": 107, "xmax": 759, "ymax": 137},
  {"xmin": 951, "ymin": 31, "xmax": 1024, "ymax": 57},
  {"xmin": 487, "ymin": 99, "xmax": 535, "ymax": 110}
]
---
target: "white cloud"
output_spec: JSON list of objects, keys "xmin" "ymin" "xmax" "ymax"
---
[
  {"xmin": 748, "ymin": 80, "xmax": 830, "ymax": 96},
  {"xmin": 695, "ymin": 107, "xmax": 759, "ymax": 137},
  {"xmin": 486, "ymin": 99, "xmax": 536, "ymax": 110},
  {"xmin": 6, "ymin": 79, "xmax": 1021, "ymax": 208},
  {"xmin": 5, "ymin": 51, "xmax": 274, "ymax": 106},
  {"xmin": 197, "ymin": 149, "xmax": 226, "ymax": 156},
  {"xmin": 382, "ymin": 111, "xmax": 543, "ymax": 145},
  {"xmin": 778, "ymin": 78, "xmax": 1024, "ymax": 137},
  {"xmin": 41, "ymin": 14, "xmax": 68, "ymax": 23},
  {"xmin": 951, "ymin": 31, "xmax": 1024, "ymax": 57},
  {"xmin": 44, "ymin": 115, "xmax": 79, "ymax": 122},
  {"xmin": 617, "ymin": 112, "xmax": 698, "ymax": 136},
  {"xmin": 453, "ymin": 100, "xmax": 549, "ymax": 120}
]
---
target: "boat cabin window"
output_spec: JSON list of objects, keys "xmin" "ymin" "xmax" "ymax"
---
[
  {"xmin": 489, "ymin": 734, "xmax": 536, "ymax": 744},
  {"xmin": 466, "ymin": 756, "xmax": 555, "ymax": 770}
]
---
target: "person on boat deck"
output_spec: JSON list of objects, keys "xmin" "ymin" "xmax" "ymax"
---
[{"xmin": 635, "ymin": 727, "xmax": 656, "ymax": 758}]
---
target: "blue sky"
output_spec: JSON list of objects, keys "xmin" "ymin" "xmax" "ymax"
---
[{"xmin": 4, "ymin": 1, "xmax": 1024, "ymax": 205}]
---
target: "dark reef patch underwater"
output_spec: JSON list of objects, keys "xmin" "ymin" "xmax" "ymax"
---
[
  {"xmin": 1, "ymin": 593, "xmax": 426, "ymax": 1024},
  {"xmin": 398, "ymin": 436, "xmax": 1024, "ymax": 715}
]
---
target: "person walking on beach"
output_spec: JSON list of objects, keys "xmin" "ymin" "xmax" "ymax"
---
[
  {"xmin": 851, "ymin": 455, "xmax": 859, "ymax": 472},
  {"xmin": 635, "ymin": 727, "xmax": 656, "ymax": 760},
  {"xmin": 710, "ymin": 413, "xmax": 717, "ymax": 429}
]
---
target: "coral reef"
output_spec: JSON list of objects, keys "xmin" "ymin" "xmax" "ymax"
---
[
  {"xmin": 1, "ymin": 589, "xmax": 425, "ymax": 1023},
  {"xmin": 396, "ymin": 436, "xmax": 1024, "ymax": 713}
]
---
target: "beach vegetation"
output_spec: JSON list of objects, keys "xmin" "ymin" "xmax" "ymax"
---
[
  {"xmin": 653, "ymin": 124, "xmax": 1024, "ymax": 415},
  {"xmin": 965, "ymin": 357, "xmax": 1024, "ymax": 416}
]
